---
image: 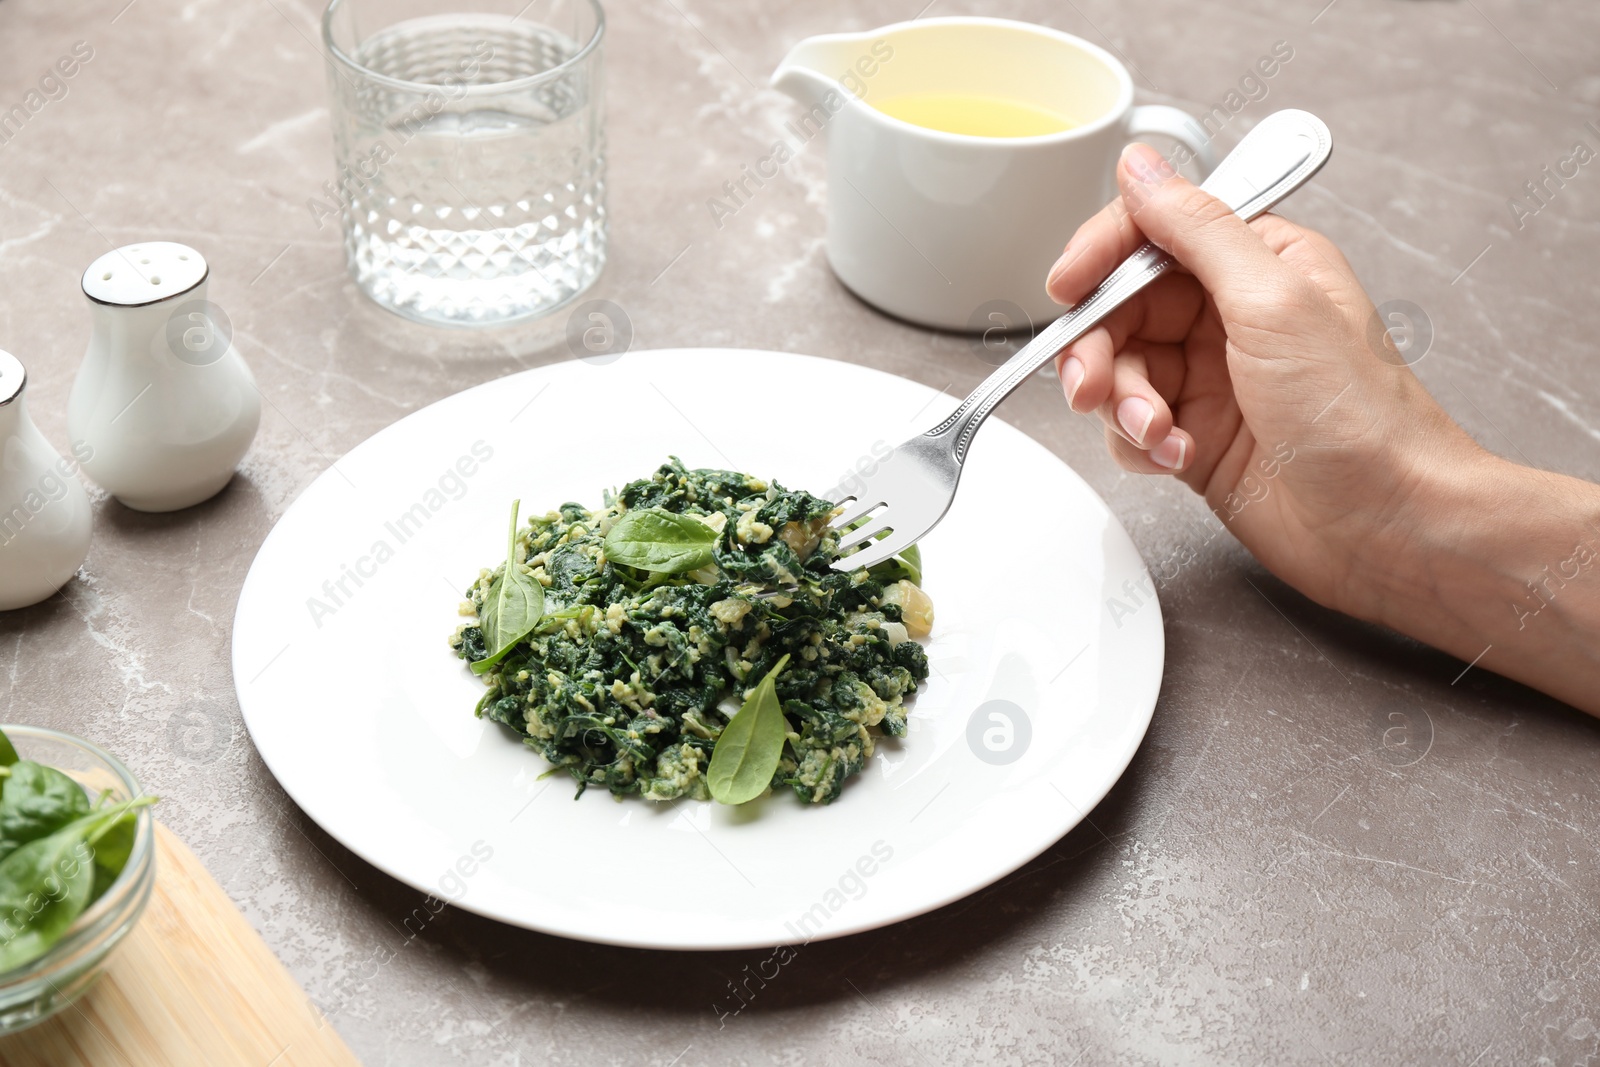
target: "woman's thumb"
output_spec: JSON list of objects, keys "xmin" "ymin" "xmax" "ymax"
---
[{"xmin": 1117, "ymin": 143, "xmax": 1302, "ymax": 326}]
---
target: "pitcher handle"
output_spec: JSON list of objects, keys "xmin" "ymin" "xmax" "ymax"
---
[{"xmin": 1127, "ymin": 104, "xmax": 1218, "ymax": 177}]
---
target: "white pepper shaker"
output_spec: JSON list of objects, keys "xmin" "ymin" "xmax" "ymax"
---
[
  {"xmin": 68, "ymin": 242, "xmax": 260, "ymax": 512},
  {"xmin": 0, "ymin": 351, "xmax": 93, "ymax": 610}
]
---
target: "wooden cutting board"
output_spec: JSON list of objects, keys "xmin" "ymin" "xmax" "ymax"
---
[{"xmin": 0, "ymin": 822, "xmax": 361, "ymax": 1067}]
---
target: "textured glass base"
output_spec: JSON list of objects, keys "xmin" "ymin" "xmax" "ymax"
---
[{"xmin": 349, "ymin": 213, "xmax": 606, "ymax": 328}]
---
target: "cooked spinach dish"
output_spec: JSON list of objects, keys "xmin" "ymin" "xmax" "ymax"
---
[{"xmin": 450, "ymin": 460, "xmax": 934, "ymax": 805}]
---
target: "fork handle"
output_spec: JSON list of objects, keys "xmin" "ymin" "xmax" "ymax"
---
[{"xmin": 923, "ymin": 109, "xmax": 1334, "ymax": 464}]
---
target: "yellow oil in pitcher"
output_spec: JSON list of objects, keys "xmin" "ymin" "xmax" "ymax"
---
[{"xmin": 870, "ymin": 92, "xmax": 1077, "ymax": 138}]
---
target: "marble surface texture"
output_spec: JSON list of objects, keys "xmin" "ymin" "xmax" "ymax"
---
[{"xmin": 1, "ymin": 0, "xmax": 1598, "ymax": 1064}]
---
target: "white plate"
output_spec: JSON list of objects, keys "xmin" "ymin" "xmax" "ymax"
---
[{"xmin": 232, "ymin": 349, "xmax": 1162, "ymax": 950}]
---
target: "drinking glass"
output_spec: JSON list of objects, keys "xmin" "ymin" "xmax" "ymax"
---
[{"xmin": 322, "ymin": 0, "xmax": 606, "ymax": 327}]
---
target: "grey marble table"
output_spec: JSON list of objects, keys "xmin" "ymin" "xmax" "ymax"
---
[{"xmin": 1, "ymin": 0, "xmax": 1597, "ymax": 1063}]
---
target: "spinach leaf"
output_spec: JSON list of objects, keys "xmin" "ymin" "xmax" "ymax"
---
[
  {"xmin": 707, "ymin": 654, "xmax": 791, "ymax": 805},
  {"xmin": 0, "ymin": 797, "xmax": 151, "ymax": 973},
  {"xmin": 868, "ymin": 543, "xmax": 922, "ymax": 586},
  {"xmin": 0, "ymin": 762, "xmax": 90, "ymax": 863},
  {"xmin": 603, "ymin": 508, "xmax": 718, "ymax": 574},
  {"xmin": 471, "ymin": 500, "xmax": 546, "ymax": 676},
  {"xmin": 0, "ymin": 730, "xmax": 17, "ymax": 768},
  {"xmin": 895, "ymin": 543, "xmax": 922, "ymax": 585},
  {"xmin": 88, "ymin": 811, "xmax": 137, "ymax": 899},
  {"xmin": 0, "ymin": 825, "xmax": 94, "ymax": 971}
]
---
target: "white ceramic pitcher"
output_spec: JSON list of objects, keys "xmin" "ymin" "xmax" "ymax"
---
[
  {"xmin": 68, "ymin": 242, "xmax": 260, "ymax": 512},
  {"xmin": 772, "ymin": 17, "xmax": 1216, "ymax": 332},
  {"xmin": 0, "ymin": 351, "xmax": 93, "ymax": 610}
]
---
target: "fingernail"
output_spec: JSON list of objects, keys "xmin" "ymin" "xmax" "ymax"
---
[
  {"xmin": 1117, "ymin": 397, "xmax": 1156, "ymax": 445},
  {"xmin": 1045, "ymin": 240, "xmax": 1084, "ymax": 293},
  {"xmin": 1121, "ymin": 143, "xmax": 1176, "ymax": 188},
  {"xmin": 1150, "ymin": 433, "xmax": 1186, "ymax": 470},
  {"xmin": 1060, "ymin": 356, "xmax": 1084, "ymax": 409}
]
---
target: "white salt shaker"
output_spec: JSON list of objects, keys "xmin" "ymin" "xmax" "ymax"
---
[
  {"xmin": 0, "ymin": 351, "xmax": 93, "ymax": 610},
  {"xmin": 68, "ymin": 242, "xmax": 260, "ymax": 512}
]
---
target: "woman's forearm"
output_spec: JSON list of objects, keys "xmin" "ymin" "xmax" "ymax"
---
[{"xmin": 1366, "ymin": 450, "xmax": 1600, "ymax": 714}]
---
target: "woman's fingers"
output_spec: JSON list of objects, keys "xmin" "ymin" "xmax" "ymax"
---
[
  {"xmin": 1057, "ymin": 327, "xmax": 1189, "ymax": 424},
  {"xmin": 1099, "ymin": 347, "xmax": 1173, "ymax": 451},
  {"xmin": 1105, "ymin": 423, "xmax": 1194, "ymax": 474},
  {"xmin": 1052, "ymin": 273, "xmax": 1205, "ymax": 413},
  {"xmin": 1138, "ymin": 338, "xmax": 1190, "ymax": 406},
  {"xmin": 1059, "ymin": 337, "xmax": 1192, "ymax": 474},
  {"xmin": 1056, "ymin": 326, "xmax": 1112, "ymax": 413}
]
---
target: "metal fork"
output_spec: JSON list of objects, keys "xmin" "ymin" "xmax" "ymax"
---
[{"xmin": 827, "ymin": 108, "xmax": 1335, "ymax": 572}]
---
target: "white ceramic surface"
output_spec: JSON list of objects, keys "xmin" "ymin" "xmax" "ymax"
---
[
  {"xmin": 0, "ymin": 351, "xmax": 93, "ymax": 611},
  {"xmin": 771, "ymin": 17, "xmax": 1216, "ymax": 332},
  {"xmin": 69, "ymin": 242, "xmax": 260, "ymax": 512},
  {"xmin": 231, "ymin": 349, "xmax": 1164, "ymax": 950}
]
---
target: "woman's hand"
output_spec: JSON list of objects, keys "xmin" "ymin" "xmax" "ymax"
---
[
  {"xmin": 1045, "ymin": 143, "xmax": 1481, "ymax": 622},
  {"xmin": 1045, "ymin": 143, "xmax": 1600, "ymax": 715}
]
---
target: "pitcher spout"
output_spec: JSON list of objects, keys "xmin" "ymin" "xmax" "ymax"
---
[
  {"xmin": 770, "ymin": 31, "xmax": 896, "ymax": 114},
  {"xmin": 770, "ymin": 63, "xmax": 839, "ymax": 114}
]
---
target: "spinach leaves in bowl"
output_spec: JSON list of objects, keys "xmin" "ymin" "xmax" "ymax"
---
[{"xmin": 0, "ymin": 727, "xmax": 155, "ymax": 980}]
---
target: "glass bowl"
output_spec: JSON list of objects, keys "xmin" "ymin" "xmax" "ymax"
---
[{"xmin": 0, "ymin": 726, "xmax": 155, "ymax": 1034}]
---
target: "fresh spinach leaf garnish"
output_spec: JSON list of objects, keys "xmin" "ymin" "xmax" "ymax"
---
[
  {"xmin": 0, "ymin": 730, "xmax": 18, "ymax": 769},
  {"xmin": 707, "ymin": 654, "xmax": 792, "ymax": 805},
  {"xmin": 896, "ymin": 543, "xmax": 922, "ymax": 585},
  {"xmin": 471, "ymin": 500, "xmax": 546, "ymax": 676},
  {"xmin": 603, "ymin": 508, "xmax": 718, "ymax": 574},
  {"xmin": 868, "ymin": 543, "xmax": 922, "ymax": 586}
]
